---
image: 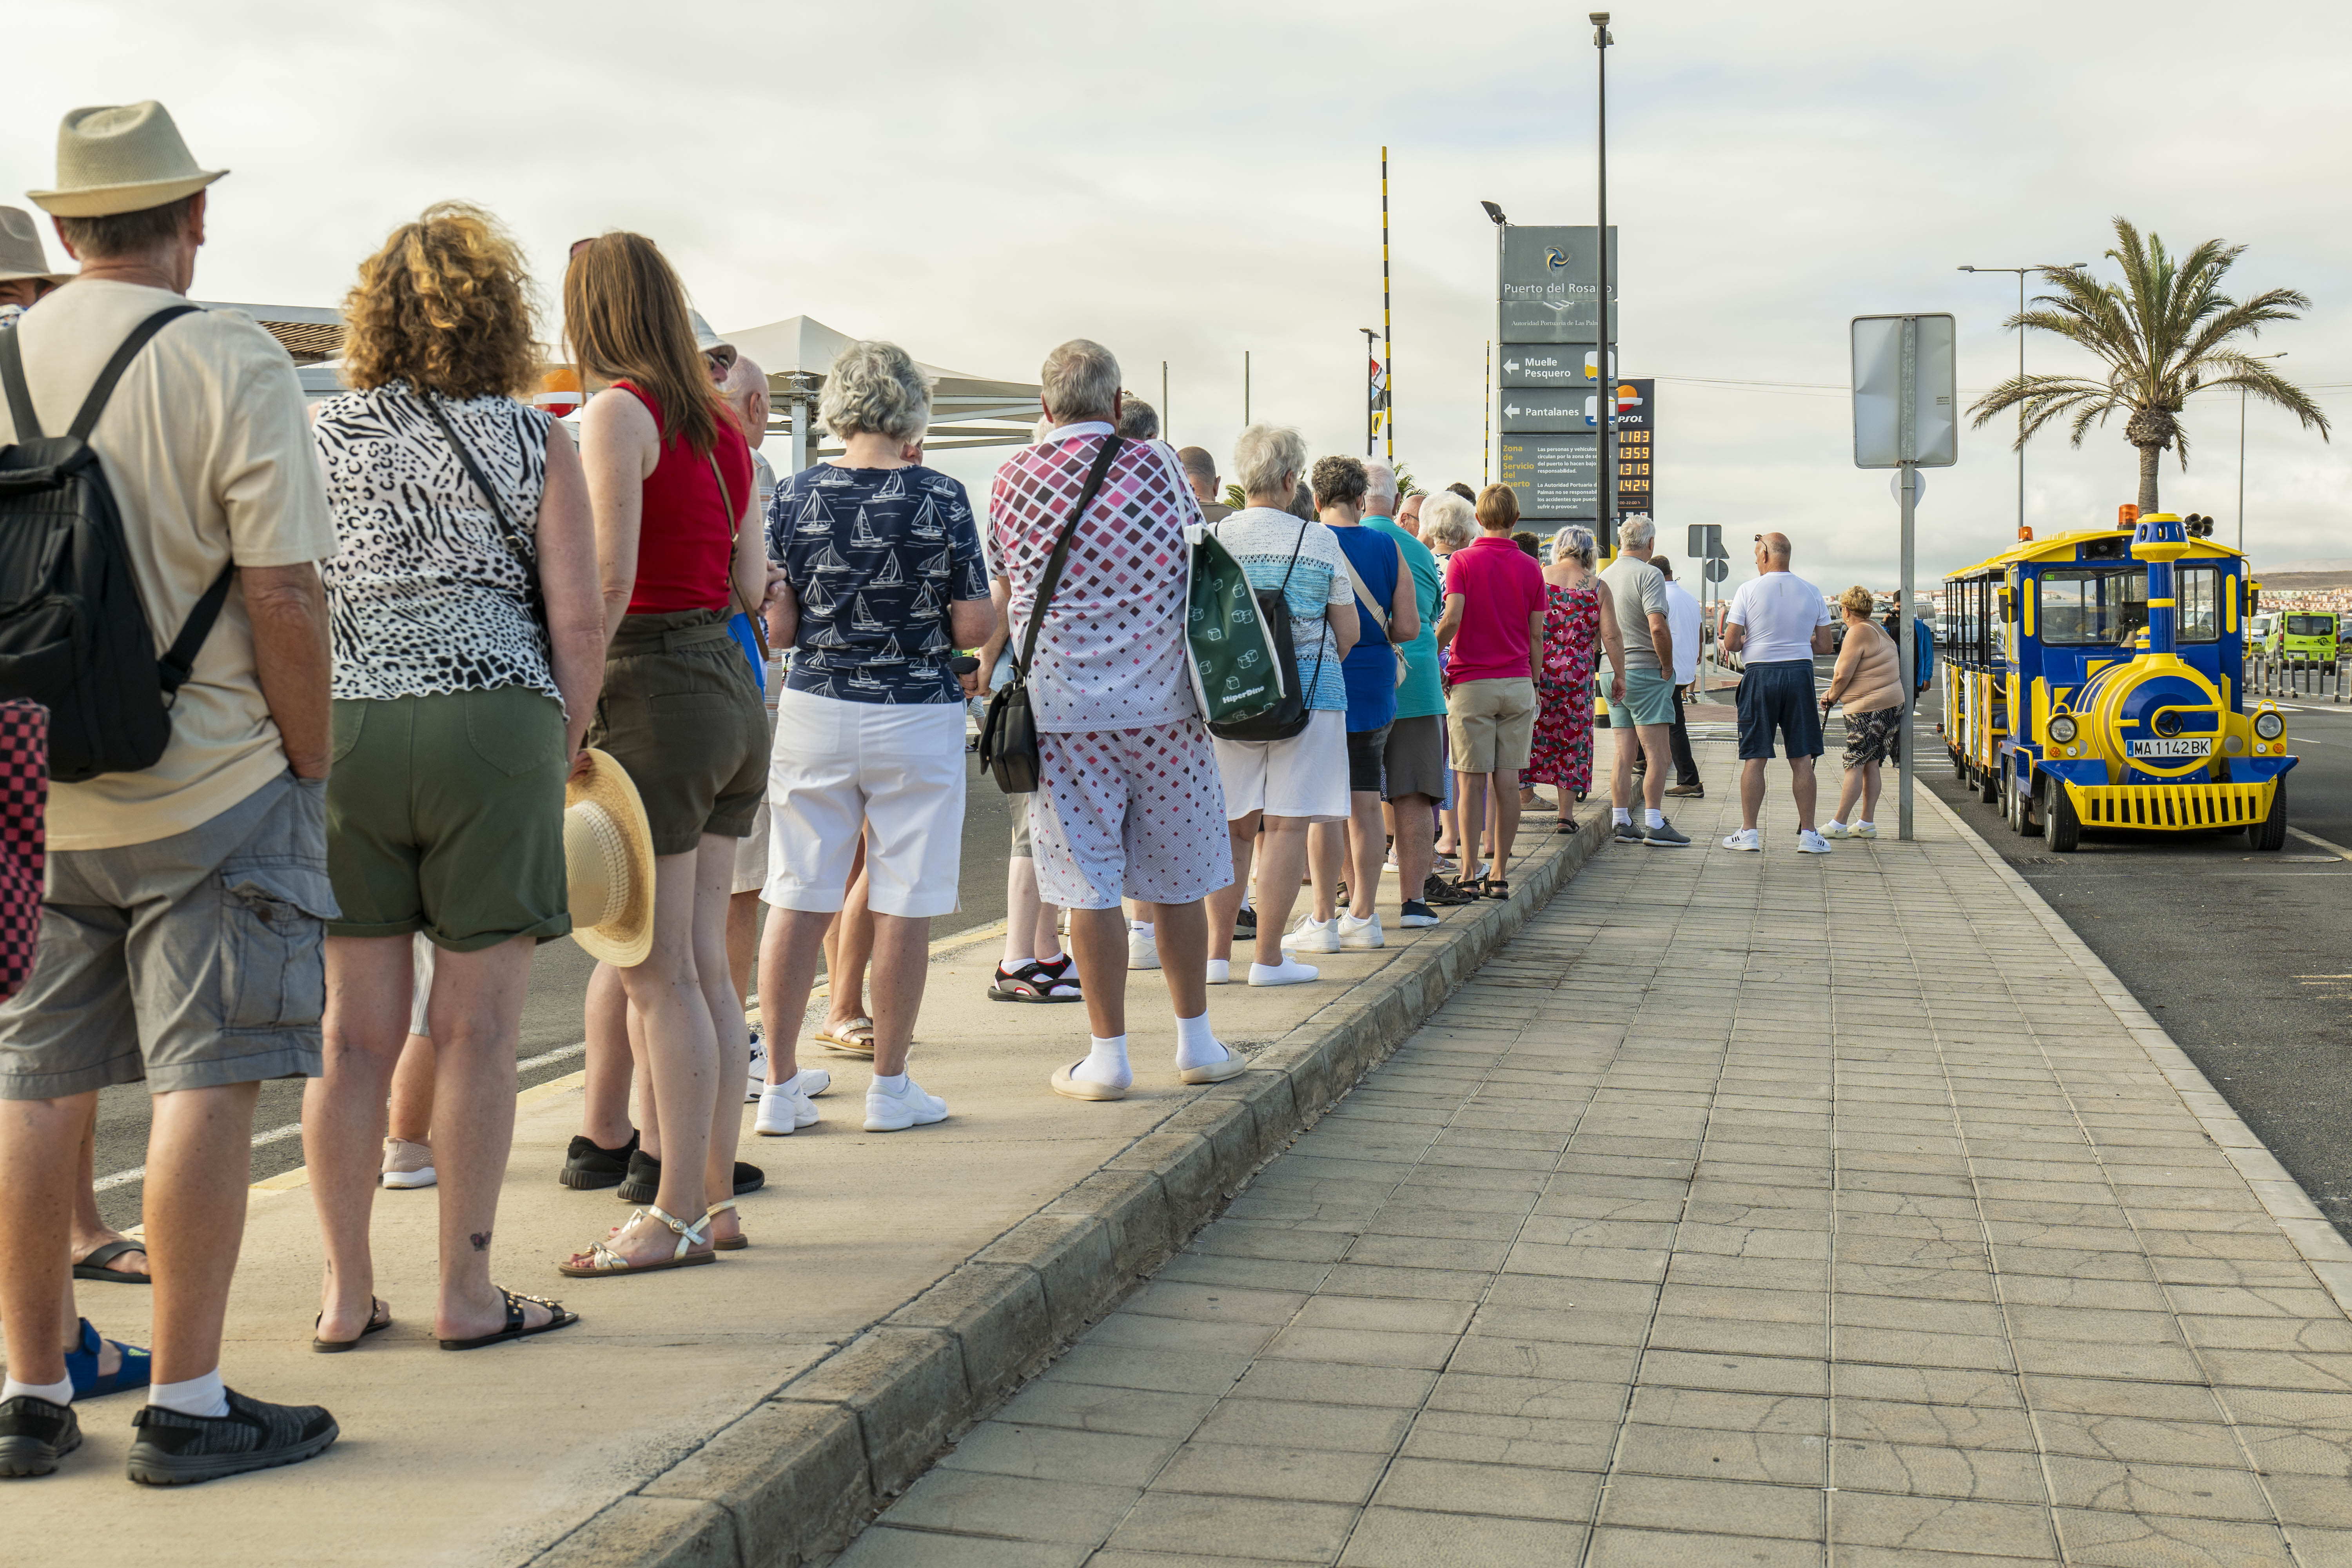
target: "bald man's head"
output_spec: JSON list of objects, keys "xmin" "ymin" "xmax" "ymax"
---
[
  {"xmin": 1758, "ymin": 531, "xmax": 1793, "ymax": 567},
  {"xmin": 724, "ymin": 355, "xmax": 769, "ymax": 449}
]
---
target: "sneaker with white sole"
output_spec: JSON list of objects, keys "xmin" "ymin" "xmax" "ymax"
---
[
  {"xmin": 1338, "ymin": 912, "xmax": 1384, "ymax": 949},
  {"xmin": 753, "ymin": 1082, "xmax": 817, "ymax": 1136},
  {"xmin": 744, "ymin": 1022, "xmax": 768, "ymax": 1102},
  {"xmin": 1249, "ymin": 959, "xmax": 1319, "ymax": 986},
  {"xmin": 1613, "ymin": 820, "xmax": 1643, "ymax": 844},
  {"xmin": 1721, "ymin": 828, "xmax": 1762, "ymax": 851},
  {"xmin": 1796, "ymin": 829, "xmax": 1833, "ymax": 854},
  {"xmin": 379, "ymin": 1137, "xmax": 436, "ymax": 1190},
  {"xmin": 1205, "ymin": 958, "xmax": 1231, "ymax": 985},
  {"xmin": 1642, "ymin": 818, "xmax": 1690, "ymax": 848},
  {"xmin": 792, "ymin": 1067, "xmax": 832, "ymax": 1097},
  {"xmin": 1126, "ymin": 925, "xmax": 1160, "ymax": 971},
  {"xmin": 1849, "ymin": 821, "xmax": 1878, "ymax": 839},
  {"xmin": 1397, "ymin": 900, "xmax": 1440, "ymax": 929},
  {"xmin": 1282, "ymin": 916, "xmax": 1340, "ymax": 953},
  {"xmin": 864, "ymin": 1077, "xmax": 948, "ymax": 1131}
]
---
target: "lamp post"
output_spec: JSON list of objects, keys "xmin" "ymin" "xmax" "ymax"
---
[
  {"xmin": 1481, "ymin": 200, "xmax": 1506, "ymax": 489},
  {"xmin": 1591, "ymin": 12, "xmax": 1614, "ymax": 554},
  {"xmin": 1958, "ymin": 262, "xmax": 2086, "ymax": 541},
  {"xmin": 2238, "ymin": 352, "xmax": 2287, "ymax": 554}
]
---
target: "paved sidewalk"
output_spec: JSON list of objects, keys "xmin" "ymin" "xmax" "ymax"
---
[{"xmin": 844, "ymin": 746, "xmax": 2352, "ymax": 1566}]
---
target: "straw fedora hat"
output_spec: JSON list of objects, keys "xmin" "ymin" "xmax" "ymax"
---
[
  {"xmin": 0, "ymin": 207, "xmax": 69, "ymax": 287},
  {"xmin": 28, "ymin": 102, "xmax": 227, "ymax": 219},
  {"xmin": 564, "ymin": 748, "xmax": 656, "ymax": 967}
]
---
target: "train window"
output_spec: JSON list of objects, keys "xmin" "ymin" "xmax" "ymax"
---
[
  {"xmin": 2039, "ymin": 567, "xmax": 2148, "ymax": 646},
  {"xmin": 2176, "ymin": 567, "xmax": 2220, "ymax": 642}
]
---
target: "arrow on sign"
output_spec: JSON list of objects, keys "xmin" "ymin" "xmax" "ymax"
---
[
  {"xmin": 1504, "ymin": 359, "xmax": 1521, "ymax": 373},
  {"xmin": 1505, "ymin": 404, "xmax": 1522, "ymax": 417}
]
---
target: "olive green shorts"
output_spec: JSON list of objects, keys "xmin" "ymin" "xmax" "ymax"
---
[
  {"xmin": 589, "ymin": 610, "xmax": 769, "ymax": 857},
  {"xmin": 326, "ymin": 685, "xmax": 571, "ymax": 951}
]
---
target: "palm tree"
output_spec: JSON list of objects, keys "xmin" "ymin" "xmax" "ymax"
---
[{"xmin": 1966, "ymin": 217, "xmax": 2328, "ymax": 513}]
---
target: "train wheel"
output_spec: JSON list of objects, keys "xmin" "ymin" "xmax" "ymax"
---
[
  {"xmin": 2002, "ymin": 773, "xmax": 2022, "ymax": 834},
  {"xmin": 2020, "ymin": 774, "xmax": 2043, "ymax": 838},
  {"xmin": 2248, "ymin": 780, "xmax": 2288, "ymax": 852},
  {"xmin": 2044, "ymin": 776, "xmax": 2080, "ymax": 853}
]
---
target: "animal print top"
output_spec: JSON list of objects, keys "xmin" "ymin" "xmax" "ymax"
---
[{"xmin": 312, "ymin": 384, "xmax": 562, "ymax": 707}]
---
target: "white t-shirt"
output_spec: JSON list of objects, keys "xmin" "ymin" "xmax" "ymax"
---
[
  {"xmin": 1663, "ymin": 580, "xmax": 1701, "ymax": 686},
  {"xmin": 1726, "ymin": 572, "xmax": 1830, "ymax": 666}
]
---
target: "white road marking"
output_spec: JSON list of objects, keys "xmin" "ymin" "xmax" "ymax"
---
[{"xmin": 2287, "ymin": 826, "xmax": 2352, "ymax": 861}]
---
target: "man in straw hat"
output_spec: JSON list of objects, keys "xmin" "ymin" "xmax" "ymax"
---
[
  {"xmin": 0, "ymin": 102, "xmax": 340, "ymax": 1483},
  {"xmin": 0, "ymin": 205, "xmax": 71, "ymax": 323}
]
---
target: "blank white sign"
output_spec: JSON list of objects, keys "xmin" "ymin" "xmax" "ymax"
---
[{"xmin": 1852, "ymin": 314, "xmax": 1957, "ymax": 468}]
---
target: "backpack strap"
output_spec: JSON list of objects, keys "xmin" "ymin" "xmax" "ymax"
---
[
  {"xmin": 158, "ymin": 566, "xmax": 235, "ymax": 697},
  {"xmin": 0, "ymin": 327, "xmax": 40, "ymax": 439},
  {"xmin": 66, "ymin": 305, "xmax": 201, "ymax": 443}
]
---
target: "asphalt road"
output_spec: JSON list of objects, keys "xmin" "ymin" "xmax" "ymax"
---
[{"xmin": 89, "ymin": 751, "xmax": 1015, "ymax": 1232}]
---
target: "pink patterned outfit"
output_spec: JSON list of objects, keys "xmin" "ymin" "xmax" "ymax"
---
[
  {"xmin": 988, "ymin": 424, "xmax": 1229, "ymax": 911},
  {"xmin": 1526, "ymin": 581, "xmax": 1602, "ymax": 793}
]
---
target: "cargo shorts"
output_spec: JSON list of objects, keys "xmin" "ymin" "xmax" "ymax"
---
[{"xmin": 0, "ymin": 771, "xmax": 334, "ymax": 1098}]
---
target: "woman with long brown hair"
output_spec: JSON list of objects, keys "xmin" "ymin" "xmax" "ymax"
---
[
  {"xmin": 307, "ymin": 203, "xmax": 603, "ymax": 1345},
  {"xmin": 558, "ymin": 232, "xmax": 768, "ymax": 1276}
]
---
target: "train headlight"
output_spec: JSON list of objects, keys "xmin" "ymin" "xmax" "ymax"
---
[
  {"xmin": 2047, "ymin": 713, "xmax": 2078, "ymax": 744},
  {"xmin": 2255, "ymin": 711, "xmax": 2285, "ymax": 740}
]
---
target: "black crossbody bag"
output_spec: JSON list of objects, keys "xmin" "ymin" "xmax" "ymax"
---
[
  {"xmin": 980, "ymin": 434, "xmax": 1123, "ymax": 793},
  {"xmin": 421, "ymin": 393, "xmax": 548, "ymax": 637}
]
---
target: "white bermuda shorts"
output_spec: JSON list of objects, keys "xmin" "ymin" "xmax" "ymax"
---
[
  {"xmin": 1212, "ymin": 708, "xmax": 1350, "ymax": 824},
  {"xmin": 763, "ymin": 688, "xmax": 966, "ymax": 918}
]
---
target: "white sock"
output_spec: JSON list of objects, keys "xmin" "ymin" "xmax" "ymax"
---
[
  {"xmin": 4, "ymin": 1374, "xmax": 72, "ymax": 1406},
  {"xmin": 1612, "ymin": 808, "xmax": 1631, "ymax": 825},
  {"xmin": 1073, "ymin": 1033, "xmax": 1132, "ymax": 1090},
  {"xmin": 1645, "ymin": 808, "xmax": 1665, "ymax": 829},
  {"xmin": 1826, "ymin": 820, "xmax": 1845, "ymax": 831},
  {"xmin": 872, "ymin": 1071, "xmax": 908, "ymax": 1095},
  {"xmin": 149, "ymin": 1368, "xmax": 229, "ymax": 1419},
  {"xmin": 1174, "ymin": 1011, "xmax": 1227, "ymax": 1070},
  {"xmin": 1036, "ymin": 949, "xmax": 1065, "ymax": 967},
  {"xmin": 1854, "ymin": 819, "xmax": 1872, "ymax": 830}
]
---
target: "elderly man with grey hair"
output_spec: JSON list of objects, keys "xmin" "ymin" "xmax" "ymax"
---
[
  {"xmin": 989, "ymin": 339, "xmax": 1241, "ymax": 1103},
  {"xmin": 1597, "ymin": 515, "xmax": 1688, "ymax": 846},
  {"xmin": 755, "ymin": 340, "xmax": 995, "ymax": 1137}
]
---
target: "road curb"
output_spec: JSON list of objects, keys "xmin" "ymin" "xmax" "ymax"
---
[
  {"xmin": 1919, "ymin": 784, "xmax": 2352, "ymax": 1316},
  {"xmin": 528, "ymin": 813, "xmax": 1612, "ymax": 1568}
]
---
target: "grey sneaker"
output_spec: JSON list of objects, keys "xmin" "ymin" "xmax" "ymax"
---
[
  {"xmin": 1613, "ymin": 819, "xmax": 1642, "ymax": 844},
  {"xmin": 126, "ymin": 1388, "xmax": 337, "ymax": 1485},
  {"xmin": 1642, "ymin": 818, "xmax": 1691, "ymax": 847}
]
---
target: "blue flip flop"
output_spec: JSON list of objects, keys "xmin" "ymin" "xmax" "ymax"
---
[{"xmin": 64, "ymin": 1317, "xmax": 151, "ymax": 1400}]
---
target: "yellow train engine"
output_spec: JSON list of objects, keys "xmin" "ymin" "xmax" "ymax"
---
[{"xmin": 1939, "ymin": 512, "xmax": 2293, "ymax": 853}]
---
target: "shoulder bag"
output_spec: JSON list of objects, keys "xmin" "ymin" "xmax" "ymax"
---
[
  {"xmin": 423, "ymin": 393, "xmax": 548, "ymax": 637},
  {"xmin": 1207, "ymin": 521, "xmax": 1327, "ymax": 743},
  {"xmin": 979, "ymin": 434, "xmax": 1123, "ymax": 793}
]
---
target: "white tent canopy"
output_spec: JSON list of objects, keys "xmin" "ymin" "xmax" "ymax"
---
[{"xmin": 721, "ymin": 315, "xmax": 1042, "ymax": 454}]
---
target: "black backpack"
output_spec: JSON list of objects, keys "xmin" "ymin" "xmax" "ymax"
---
[
  {"xmin": 1206, "ymin": 519, "xmax": 1326, "ymax": 743},
  {"xmin": 0, "ymin": 305, "xmax": 233, "ymax": 782}
]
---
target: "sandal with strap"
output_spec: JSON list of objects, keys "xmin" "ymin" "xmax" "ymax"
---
[
  {"xmin": 439, "ymin": 1288, "xmax": 580, "ymax": 1352},
  {"xmin": 706, "ymin": 1196, "xmax": 747, "ymax": 1252},
  {"xmin": 989, "ymin": 960, "xmax": 1082, "ymax": 1003},
  {"xmin": 72, "ymin": 1238, "xmax": 151, "ymax": 1285},
  {"xmin": 65, "ymin": 1317, "xmax": 151, "ymax": 1398},
  {"xmin": 558, "ymin": 1203, "xmax": 716, "ymax": 1277},
  {"xmin": 312, "ymin": 1296, "xmax": 392, "ymax": 1353},
  {"xmin": 813, "ymin": 1017, "xmax": 876, "ymax": 1056}
]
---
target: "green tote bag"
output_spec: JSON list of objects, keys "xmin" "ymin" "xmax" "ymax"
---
[{"xmin": 1185, "ymin": 524, "xmax": 1287, "ymax": 729}]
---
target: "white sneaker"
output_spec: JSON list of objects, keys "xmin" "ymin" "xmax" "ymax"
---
[
  {"xmin": 754, "ymin": 1082, "xmax": 817, "ymax": 1136},
  {"xmin": 1249, "ymin": 959, "xmax": 1320, "ymax": 986},
  {"xmin": 1205, "ymin": 958, "xmax": 1231, "ymax": 985},
  {"xmin": 1721, "ymin": 828, "xmax": 1762, "ymax": 851},
  {"xmin": 864, "ymin": 1076, "xmax": 948, "ymax": 1131},
  {"xmin": 1126, "ymin": 925, "xmax": 1160, "ymax": 971},
  {"xmin": 744, "ymin": 1022, "xmax": 768, "ymax": 1102},
  {"xmin": 792, "ymin": 1067, "xmax": 833, "ymax": 1097},
  {"xmin": 1796, "ymin": 829, "xmax": 1833, "ymax": 854},
  {"xmin": 1849, "ymin": 821, "xmax": 1878, "ymax": 839},
  {"xmin": 1283, "ymin": 916, "xmax": 1340, "ymax": 953},
  {"xmin": 1338, "ymin": 912, "xmax": 1384, "ymax": 950},
  {"xmin": 1820, "ymin": 821, "xmax": 1851, "ymax": 839}
]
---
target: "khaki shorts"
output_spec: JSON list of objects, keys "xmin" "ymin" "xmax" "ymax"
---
[
  {"xmin": 1447, "ymin": 677, "xmax": 1539, "ymax": 773},
  {"xmin": 327, "ymin": 686, "xmax": 570, "ymax": 951},
  {"xmin": 589, "ymin": 610, "xmax": 769, "ymax": 857},
  {"xmin": 0, "ymin": 772, "xmax": 332, "ymax": 1098}
]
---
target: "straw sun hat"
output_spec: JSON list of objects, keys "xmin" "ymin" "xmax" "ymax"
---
[
  {"xmin": 27, "ymin": 101, "xmax": 227, "ymax": 219},
  {"xmin": 0, "ymin": 207, "xmax": 69, "ymax": 288},
  {"xmin": 564, "ymin": 749, "xmax": 657, "ymax": 967}
]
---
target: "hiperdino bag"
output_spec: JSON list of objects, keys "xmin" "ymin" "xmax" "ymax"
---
[{"xmin": 1184, "ymin": 524, "xmax": 1287, "ymax": 730}]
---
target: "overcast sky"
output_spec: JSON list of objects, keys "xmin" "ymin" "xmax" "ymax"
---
[{"xmin": 11, "ymin": 0, "xmax": 2348, "ymax": 589}]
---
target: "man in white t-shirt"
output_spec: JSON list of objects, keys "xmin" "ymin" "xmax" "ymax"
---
[{"xmin": 1720, "ymin": 531, "xmax": 1834, "ymax": 853}]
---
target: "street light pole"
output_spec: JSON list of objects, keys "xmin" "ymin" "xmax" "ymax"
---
[
  {"xmin": 1481, "ymin": 201, "xmax": 1508, "ymax": 491},
  {"xmin": 1592, "ymin": 11, "xmax": 1614, "ymax": 554},
  {"xmin": 1958, "ymin": 262, "xmax": 2086, "ymax": 541}
]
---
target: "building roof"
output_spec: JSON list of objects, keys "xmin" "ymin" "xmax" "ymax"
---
[{"xmin": 194, "ymin": 300, "xmax": 343, "ymax": 363}]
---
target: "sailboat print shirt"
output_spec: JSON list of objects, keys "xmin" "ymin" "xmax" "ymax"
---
[{"xmin": 765, "ymin": 462, "xmax": 990, "ymax": 704}]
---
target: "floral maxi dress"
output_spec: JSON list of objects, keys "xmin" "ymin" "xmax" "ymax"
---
[{"xmin": 1526, "ymin": 581, "xmax": 1602, "ymax": 794}]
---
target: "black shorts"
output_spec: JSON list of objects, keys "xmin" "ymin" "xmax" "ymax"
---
[
  {"xmin": 1736, "ymin": 660, "xmax": 1824, "ymax": 760},
  {"xmin": 1346, "ymin": 721, "xmax": 1392, "ymax": 795}
]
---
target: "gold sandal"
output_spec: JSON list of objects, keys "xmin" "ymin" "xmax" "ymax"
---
[
  {"xmin": 707, "ymin": 1196, "xmax": 747, "ymax": 1252},
  {"xmin": 558, "ymin": 1203, "xmax": 716, "ymax": 1277},
  {"xmin": 813, "ymin": 1017, "xmax": 875, "ymax": 1057}
]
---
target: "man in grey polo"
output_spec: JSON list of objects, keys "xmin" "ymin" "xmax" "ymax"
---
[
  {"xmin": 1597, "ymin": 517, "xmax": 1686, "ymax": 846},
  {"xmin": 0, "ymin": 102, "xmax": 339, "ymax": 1482}
]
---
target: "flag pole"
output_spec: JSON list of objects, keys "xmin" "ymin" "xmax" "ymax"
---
[
  {"xmin": 1381, "ymin": 145, "xmax": 1393, "ymax": 464},
  {"xmin": 1360, "ymin": 327, "xmax": 1378, "ymax": 457}
]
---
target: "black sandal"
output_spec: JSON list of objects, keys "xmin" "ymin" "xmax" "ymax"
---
[
  {"xmin": 1554, "ymin": 818, "xmax": 1579, "ymax": 834},
  {"xmin": 312, "ymin": 1296, "xmax": 392, "ymax": 1353},
  {"xmin": 988, "ymin": 959, "xmax": 1082, "ymax": 1003},
  {"xmin": 73, "ymin": 1238, "xmax": 151, "ymax": 1285},
  {"xmin": 1451, "ymin": 877, "xmax": 1488, "ymax": 901},
  {"xmin": 439, "ymin": 1288, "xmax": 579, "ymax": 1352},
  {"xmin": 1485, "ymin": 878, "xmax": 1512, "ymax": 900}
]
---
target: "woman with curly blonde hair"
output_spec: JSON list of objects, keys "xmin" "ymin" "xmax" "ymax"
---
[{"xmin": 304, "ymin": 203, "xmax": 603, "ymax": 1349}]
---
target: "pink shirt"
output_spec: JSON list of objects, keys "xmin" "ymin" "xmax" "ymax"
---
[{"xmin": 1444, "ymin": 536, "xmax": 1548, "ymax": 682}]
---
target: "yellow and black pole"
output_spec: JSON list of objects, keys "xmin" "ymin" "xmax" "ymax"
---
[{"xmin": 1381, "ymin": 146, "xmax": 1393, "ymax": 464}]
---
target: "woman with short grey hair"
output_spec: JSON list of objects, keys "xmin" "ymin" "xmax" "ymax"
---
[
  {"xmin": 819, "ymin": 339, "xmax": 930, "ymax": 445},
  {"xmin": 1419, "ymin": 494, "xmax": 1476, "ymax": 556}
]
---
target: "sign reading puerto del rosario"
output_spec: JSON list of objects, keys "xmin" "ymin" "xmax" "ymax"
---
[{"xmin": 1500, "ymin": 226, "xmax": 1619, "ymax": 344}]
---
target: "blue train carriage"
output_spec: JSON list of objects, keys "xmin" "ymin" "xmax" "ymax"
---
[{"xmin": 1937, "ymin": 512, "xmax": 2293, "ymax": 853}]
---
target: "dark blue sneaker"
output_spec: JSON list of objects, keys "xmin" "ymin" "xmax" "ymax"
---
[{"xmin": 1397, "ymin": 900, "xmax": 1441, "ymax": 928}]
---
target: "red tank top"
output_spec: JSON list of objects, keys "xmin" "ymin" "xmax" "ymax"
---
[{"xmin": 617, "ymin": 381, "xmax": 754, "ymax": 615}]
